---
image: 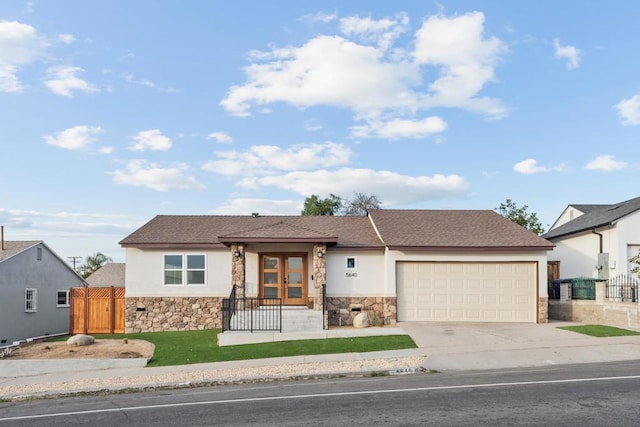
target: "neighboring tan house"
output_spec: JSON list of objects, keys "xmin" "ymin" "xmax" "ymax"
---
[
  {"xmin": 543, "ymin": 196, "xmax": 640, "ymax": 280},
  {"xmin": 0, "ymin": 228, "xmax": 85, "ymax": 346},
  {"xmin": 86, "ymin": 263, "xmax": 126, "ymax": 287},
  {"xmin": 120, "ymin": 210, "xmax": 554, "ymax": 332}
]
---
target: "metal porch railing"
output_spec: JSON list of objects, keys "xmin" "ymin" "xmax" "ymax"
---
[{"xmin": 222, "ymin": 286, "xmax": 282, "ymax": 332}]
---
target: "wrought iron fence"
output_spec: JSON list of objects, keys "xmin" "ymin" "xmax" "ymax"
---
[
  {"xmin": 606, "ymin": 274, "xmax": 639, "ymax": 302},
  {"xmin": 322, "ymin": 283, "xmax": 327, "ymax": 330},
  {"xmin": 222, "ymin": 288, "xmax": 282, "ymax": 332}
]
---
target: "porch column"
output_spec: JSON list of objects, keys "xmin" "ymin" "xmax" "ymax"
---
[
  {"xmin": 312, "ymin": 243, "xmax": 327, "ymax": 311},
  {"xmin": 231, "ymin": 243, "xmax": 246, "ymax": 298}
]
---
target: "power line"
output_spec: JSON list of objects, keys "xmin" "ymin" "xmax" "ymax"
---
[{"xmin": 67, "ymin": 256, "xmax": 82, "ymax": 271}]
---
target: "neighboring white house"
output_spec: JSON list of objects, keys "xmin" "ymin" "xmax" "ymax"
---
[
  {"xmin": 0, "ymin": 228, "xmax": 86, "ymax": 346},
  {"xmin": 120, "ymin": 210, "xmax": 554, "ymax": 332},
  {"xmin": 544, "ymin": 196, "xmax": 640, "ymax": 280}
]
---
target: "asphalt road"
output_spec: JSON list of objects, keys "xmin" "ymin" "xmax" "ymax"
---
[{"xmin": 2, "ymin": 361, "xmax": 640, "ymax": 426}]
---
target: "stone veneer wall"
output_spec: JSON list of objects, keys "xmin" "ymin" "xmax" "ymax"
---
[
  {"xmin": 312, "ymin": 244, "xmax": 326, "ymax": 310},
  {"xmin": 538, "ymin": 296, "xmax": 549, "ymax": 323},
  {"xmin": 125, "ymin": 297, "xmax": 222, "ymax": 333},
  {"xmin": 326, "ymin": 297, "xmax": 397, "ymax": 326}
]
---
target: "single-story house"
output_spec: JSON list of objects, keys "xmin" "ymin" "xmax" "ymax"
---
[
  {"xmin": 120, "ymin": 209, "xmax": 554, "ymax": 332},
  {"xmin": 0, "ymin": 227, "xmax": 86, "ymax": 346},
  {"xmin": 544, "ymin": 196, "xmax": 640, "ymax": 280},
  {"xmin": 85, "ymin": 262, "xmax": 126, "ymax": 287}
]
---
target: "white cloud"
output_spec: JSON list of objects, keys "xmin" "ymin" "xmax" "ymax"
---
[
  {"xmin": 212, "ymin": 198, "xmax": 301, "ymax": 215},
  {"xmin": 221, "ymin": 35, "xmax": 420, "ymax": 117},
  {"xmin": 303, "ymin": 119, "xmax": 323, "ymax": 132},
  {"xmin": 0, "ymin": 21, "xmax": 47, "ymax": 93},
  {"xmin": 220, "ymin": 11, "xmax": 508, "ymax": 133},
  {"xmin": 585, "ymin": 155, "xmax": 627, "ymax": 172},
  {"xmin": 413, "ymin": 12, "xmax": 508, "ymax": 117},
  {"xmin": 99, "ymin": 146, "xmax": 114, "ymax": 154},
  {"xmin": 207, "ymin": 132, "xmax": 233, "ymax": 144},
  {"xmin": 43, "ymin": 125, "xmax": 103, "ymax": 150},
  {"xmin": 57, "ymin": 33, "xmax": 75, "ymax": 44},
  {"xmin": 615, "ymin": 93, "xmax": 640, "ymax": 125},
  {"xmin": 237, "ymin": 168, "xmax": 469, "ymax": 205},
  {"xmin": 513, "ymin": 158, "xmax": 549, "ymax": 175},
  {"xmin": 339, "ymin": 12, "xmax": 409, "ymax": 51},
  {"xmin": 553, "ymin": 38, "xmax": 580, "ymax": 70},
  {"xmin": 45, "ymin": 66, "xmax": 99, "ymax": 97},
  {"xmin": 122, "ymin": 72, "xmax": 155, "ymax": 87},
  {"xmin": 350, "ymin": 116, "xmax": 447, "ymax": 139},
  {"xmin": 111, "ymin": 160, "xmax": 205, "ymax": 191},
  {"xmin": 129, "ymin": 129, "xmax": 172, "ymax": 151},
  {"xmin": 202, "ymin": 142, "xmax": 351, "ymax": 177},
  {"xmin": 298, "ymin": 12, "xmax": 337, "ymax": 25}
]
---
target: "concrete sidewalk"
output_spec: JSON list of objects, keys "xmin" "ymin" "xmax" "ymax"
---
[{"xmin": 1, "ymin": 321, "xmax": 640, "ymax": 401}]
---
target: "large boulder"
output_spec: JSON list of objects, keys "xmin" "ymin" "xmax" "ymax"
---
[
  {"xmin": 67, "ymin": 334, "xmax": 95, "ymax": 347},
  {"xmin": 353, "ymin": 312, "xmax": 370, "ymax": 328}
]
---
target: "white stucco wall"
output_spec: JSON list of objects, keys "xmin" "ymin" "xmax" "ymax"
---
[
  {"xmin": 382, "ymin": 249, "xmax": 550, "ymax": 297},
  {"xmin": 615, "ymin": 212, "xmax": 640, "ymax": 275},
  {"xmin": 325, "ymin": 251, "xmax": 385, "ymax": 296},
  {"xmin": 547, "ymin": 230, "xmax": 607, "ymax": 279},
  {"xmin": 547, "ymin": 213, "xmax": 640, "ymax": 280},
  {"xmin": 125, "ymin": 248, "xmax": 232, "ymax": 297},
  {"xmin": 549, "ymin": 206, "xmax": 585, "ymax": 230}
]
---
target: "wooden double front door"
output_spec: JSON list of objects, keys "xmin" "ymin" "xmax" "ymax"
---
[{"xmin": 260, "ymin": 253, "xmax": 307, "ymax": 305}]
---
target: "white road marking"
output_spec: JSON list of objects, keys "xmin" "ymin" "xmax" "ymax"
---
[{"xmin": 2, "ymin": 374, "xmax": 640, "ymax": 422}]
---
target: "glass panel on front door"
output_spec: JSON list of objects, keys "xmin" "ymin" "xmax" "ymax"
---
[
  {"xmin": 285, "ymin": 256, "xmax": 305, "ymax": 304},
  {"xmin": 260, "ymin": 254, "xmax": 306, "ymax": 304},
  {"xmin": 262, "ymin": 256, "xmax": 280, "ymax": 299}
]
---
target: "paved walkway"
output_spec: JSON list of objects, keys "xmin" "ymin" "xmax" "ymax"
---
[{"xmin": 1, "ymin": 321, "xmax": 639, "ymax": 401}]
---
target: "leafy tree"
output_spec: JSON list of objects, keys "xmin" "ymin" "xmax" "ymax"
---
[
  {"xmin": 301, "ymin": 194, "xmax": 342, "ymax": 216},
  {"xmin": 80, "ymin": 252, "xmax": 113, "ymax": 279},
  {"xmin": 496, "ymin": 199, "xmax": 545, "ymax": 235},
  {"xmin": 341, "ymin": 192, "xmax": 382, "ymax": 216},
  {"xmin": 630, "ymin": 250, "xmax": 640, "ymax": 278}
]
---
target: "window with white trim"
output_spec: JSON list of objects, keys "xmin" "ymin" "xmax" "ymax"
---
[
  {"xmin": 164, "ymin": 254, "xmax": 206, "ymax": 285},
  {"xmin": 346, "ymin": 256, "xmax": 357, "ymax": 270},
  {"xmin": 57, "ymin": 290, "xmax": 70, "ymax": 307},
  {"xmin": 25, "ymin": 288, "xmax": 37, "ymax": 312}
]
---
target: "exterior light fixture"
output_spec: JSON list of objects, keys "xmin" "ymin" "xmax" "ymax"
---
[
  {"xmin": 234, "ymin": 250, "xmax": 241, "ymax": 258},
  {"xmin": 317, "ymin": 251, "xmax": 324, "ymax": 258}
]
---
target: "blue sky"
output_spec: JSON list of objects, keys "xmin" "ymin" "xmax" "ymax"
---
[{"xmin": 1, "ymin": 1, "xmax": 639, "ymax": 264}]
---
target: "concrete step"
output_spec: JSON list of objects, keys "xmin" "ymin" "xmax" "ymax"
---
[{"xmin": 229, "ymin": 308, "xmax": 324, "ymax": 333}]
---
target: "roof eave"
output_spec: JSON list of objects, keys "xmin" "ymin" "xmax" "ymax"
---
[
  {"xmin": 386, "ymin": 245, "xmax": 554, "ymax": 252},
  {"xmin": 120, "ymin": 243, "xmax": 226, "ymax": 249},
  {"xmin": 218, "ymin": 237, "xmax": 339, "ymax": 244}
]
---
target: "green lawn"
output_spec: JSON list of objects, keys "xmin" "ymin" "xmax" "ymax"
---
[
  {"xmin": 558, "ymin": 324, "xmax": 640, "ymax": 337},
  {"xmin": 56, "ymin": 329, "xmax": 417, "ymax": 367}
]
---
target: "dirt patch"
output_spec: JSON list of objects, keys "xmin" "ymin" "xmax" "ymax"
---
[{"xmin": 6, "ymin": 339, "xmax": 155, "ymax": 360}]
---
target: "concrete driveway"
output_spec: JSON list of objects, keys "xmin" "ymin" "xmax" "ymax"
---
[{"xmin": 398, "ymin": 321, "xmax": 640, "ymax": 371}]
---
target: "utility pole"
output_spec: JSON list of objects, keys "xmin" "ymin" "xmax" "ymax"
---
[{"xmin": 67, "ymin": 256, "xmax": 82, "ymax": 272}]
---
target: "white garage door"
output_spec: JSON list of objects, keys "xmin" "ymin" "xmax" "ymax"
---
[{"xmin": 397, "ymin": 262, "xmax": 537, "ymax": 323}]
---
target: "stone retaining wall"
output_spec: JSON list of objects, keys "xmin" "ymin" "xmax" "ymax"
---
[
  {"xmin": 538, "ymin": 296, "xmax": 549, "ymax": 323},
  {"xmin": 549, "ymin": 281, "xmax": 640, "ymax": 329},
  {"xmin": 125, "ymin": 297, "xmax": 222, "ymax": 333},
  {"xmin": 326, "ymin": 297, "xmax": 397, "ymax": 326}
]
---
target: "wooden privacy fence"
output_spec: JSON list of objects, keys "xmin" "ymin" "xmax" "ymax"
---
[{"xmin": 70, "ymin": 286, "xmax": 125, "ymax": 335}]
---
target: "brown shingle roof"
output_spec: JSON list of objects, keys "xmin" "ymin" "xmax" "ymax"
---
[
  {"xmin": 120, "ymin": 211, "xmax": 554, "ymax": 251},
  {"xmin": 120, "ymin": 215, "xmax": 383, "ymax": 249},
  {"xmin": 85, "ymin": 263, "xmax": 126, "ymax": 287},
  {"xmin": 368, "ymin": 209, "xmax": 554, "ymax": 250}
]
